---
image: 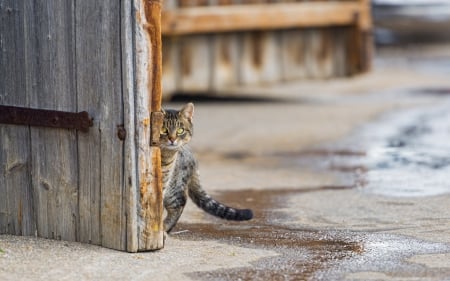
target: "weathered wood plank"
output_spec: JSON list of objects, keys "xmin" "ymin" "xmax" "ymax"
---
[
  {"xmin": 178, "ymin": 35, "xmax": 212, "ymax": 92},
  {"xmin": 135, "ymin": 0, "xmax": 164, "ymax": 251},
  {"xmin": 0, "ymin": 127, "xmax": 33, "ymax": 235},
  {"xmin": 317, "ymin": 28, "xmax": 334, "ymax": 79},
  {"xmin": 239, "ymin": 0, "xmax": 261, "ymax": 86},
  {"xmin": 357, "ymin": 0, "xmax": 373, "ymax": 72},
  {"xmin": 122, "ymin": 0, "xmax": 139, "ymax": 253},
  {"xmin": 162, "ymin": 0, "xmax": 180, "ymax": 97},
  {"xmin": 299, "ymin": 1, "xmax": 327, "ymax": 80},
  {"xmin": 162, "ymin": 1, "xmax": 363, "ymax": 35},
  {"xmin": 239, "ymin": 30, "xmax": 282, "ymax": 86},
  {"xmin": 280, "ymin": 28, "xmax": 308, "ymax": 81},
  {"xmin": 259, "ymin": 1, "xmax": 282, "ymax": 85},
  {"xmin": 332, "ymin": 26, "xmax": 349, "ymax": 77},
  {"xmin": 75, "ymin": 1, "xmax": 104, "ymax": 248},
  {"xmin": 206, "ymin": 0, "xmax": 239, "ymax": 91},
  {"xmin": 25, "ymin": 0, "xmax": 79, "ymax": 241},
  {"xmin": 178, "ymin": 0, "xmax": 212, "ymax": 93},
  {"xmin": 162, "ymin": 37, "xmax": 180, "ymax": 97},
  {"xmin": 0, "ymin": 1, "xmax": 35, "ymax": 236},
  {"xmin": 209, "ymin": 32, "xmax": 240, "ymax": 90},
  {"xmin": 279, "ymin": 0, "xmax": 305, "ymax": 82},
  {"xmin": 76, "ymin": 0, "xmax": 126, "ymax": 250},
  {"xmin": 235, "ymin": 0, "xmax": 283, "ymax": 87},
  {"xmin": 303, "ymin": 28, "xmax": 319, "ymax": 79}
]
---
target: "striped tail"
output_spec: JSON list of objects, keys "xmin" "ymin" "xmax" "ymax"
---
[{"xmin": 188, "ymin": 180, "xmax": 253, "ymax": 221}]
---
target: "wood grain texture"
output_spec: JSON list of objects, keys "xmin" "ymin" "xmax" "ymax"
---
[
  {"xmin": 25, "ymin": 0, "xmax": 79, "ymax": 241},
  {"xmin": 0, "ymin": 1, "xmax": 35, "ymax": 236},
  {"xmin": 135, "ymin": 0, "xmax": 164, "ymax": 251},
  {"xmin": 76, "ymin": 0, "xmax": 126, "ymax": 249},
  {"xmin": 122, "ymin": 0, "xmax": 139, "ymax": 253}
]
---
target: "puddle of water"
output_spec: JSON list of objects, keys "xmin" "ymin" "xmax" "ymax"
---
[
  {"xmin": 356, "ymin": 100, "xmax": 450, "ymax": 197},
  {"xmin": 413, "ymin": 87, "xmax": 450, "ymax": 96},
  {"xmin": 171, "ymin": 189, "xmax": 450, "ymax": 281},
  {"xmin": 284, "ymin": 99, "xmax": 450, "ymax": 198},
  {"xmin": 172, "ymin": 189, "xmax": 364, "ymax": 281}
]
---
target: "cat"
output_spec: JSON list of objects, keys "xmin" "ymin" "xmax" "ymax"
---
[{"xmin": 160, "ymin": 102, "xmax": 253, "ymax": 233}]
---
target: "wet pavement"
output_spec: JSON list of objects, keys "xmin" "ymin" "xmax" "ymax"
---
[
  {"xmin": 173, "ymin": 182, "xmax": 450, "ymax": 280},
  {"xmin": 170, "ymin": 89, "xmax": 450, "ymax": 280},
  {"xmin": 357, "ymin": 99, "xmax": 450, "ymax": 198},
  {"xmin": 283, "ymin": 95, "xmax": 450, "ymax": 198}
]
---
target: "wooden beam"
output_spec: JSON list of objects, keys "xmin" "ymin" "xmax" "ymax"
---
[
  {"xmin": 162, "ymin": 1, "xmax": 369, "ymax": 36},
  {"xmin": 134, "ymin": 0, "xmax": 164, "ymax": 251}
]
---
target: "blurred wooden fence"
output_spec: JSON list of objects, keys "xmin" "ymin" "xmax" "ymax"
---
[{"xmin": 161, "ymin": 0, "xmax": 372, "ymax": 96}]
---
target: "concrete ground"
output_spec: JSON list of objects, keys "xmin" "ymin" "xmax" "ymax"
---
[{"xmin": 2, "ymin": 45, "xmax": 450, "ymax": 280}]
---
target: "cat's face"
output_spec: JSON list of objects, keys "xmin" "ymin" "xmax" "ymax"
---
[{"xmin": 160, "ymin": 103, "xmax": 194, "ymax": 150}]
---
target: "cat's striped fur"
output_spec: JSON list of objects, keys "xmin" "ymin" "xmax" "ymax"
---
[{"xmin": 160, "ymin": 103, "xmax": 253, "ymax": 233}]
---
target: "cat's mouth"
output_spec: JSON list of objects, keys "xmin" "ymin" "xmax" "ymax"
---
[{"xmin": 161, "ymin": 141, "xmax": 181, "ymax": 150}]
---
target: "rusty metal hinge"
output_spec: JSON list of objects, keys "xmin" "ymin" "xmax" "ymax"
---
[
  {"xmin": 0, "ymin": 105, "xmax": 93, "ymax": 132},
  {"xmin": 150, "ymin": 111, "xmax": 164, "ymax": 146}
]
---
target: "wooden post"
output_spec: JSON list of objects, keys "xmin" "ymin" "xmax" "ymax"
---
[{"xmin": 134, "ymin": 0, "xmax": 165, "ymax": 251}]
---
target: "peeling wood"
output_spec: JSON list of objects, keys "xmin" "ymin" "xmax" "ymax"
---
[
  {"xmin": 135, "ymin": 0, "xmax": 164, "ymax": 251},
  {"xmin": 144, "ymin": 0, "xmax": 163, "ymax": 113}
]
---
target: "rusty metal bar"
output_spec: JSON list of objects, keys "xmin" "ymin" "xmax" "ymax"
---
[{"xmin": 0, "ymin": 105, "xmax": 93, "ymax": 132}]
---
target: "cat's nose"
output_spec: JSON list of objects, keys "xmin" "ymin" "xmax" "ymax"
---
[{"xmin": 168, "ymin": 136, "xmax": 176, "ymax": 143}]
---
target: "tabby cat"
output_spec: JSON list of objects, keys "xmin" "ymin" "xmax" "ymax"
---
[{"xmin": 160, "ymin": 103, "xmax": 253, "ymax": 233}]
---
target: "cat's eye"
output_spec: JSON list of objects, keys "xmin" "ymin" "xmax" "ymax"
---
[
  {"xmin": 160, "ymin": 127, "xmax": 168, "ymax": 135},
  {"xmin": 176, "ymin": 128, "xmax": 185, "ymax": 135}
]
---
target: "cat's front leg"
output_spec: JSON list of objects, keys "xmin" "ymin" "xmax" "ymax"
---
[{"xmin": 163, "ymin": 187, "xmax": 187, "ymax": 233}]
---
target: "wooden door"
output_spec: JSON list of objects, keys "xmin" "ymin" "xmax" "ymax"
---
[{"xmin": 0, "ymin": 0, "xmax": 164, "ymax": 252}]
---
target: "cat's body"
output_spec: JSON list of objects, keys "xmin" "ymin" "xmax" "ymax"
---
[{"xmin": 160, "ymin": 103, "xmax": 253, "ymax": 233}]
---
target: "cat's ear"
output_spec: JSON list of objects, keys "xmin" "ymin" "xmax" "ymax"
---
[{"xmin": 180, "ymin": 103, "xmax": 194, "ymax": 122}]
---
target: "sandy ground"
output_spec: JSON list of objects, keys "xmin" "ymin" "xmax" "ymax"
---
[{"xmin": 2, "ymin": 45, "xmax": 450, "ymax": 280}]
